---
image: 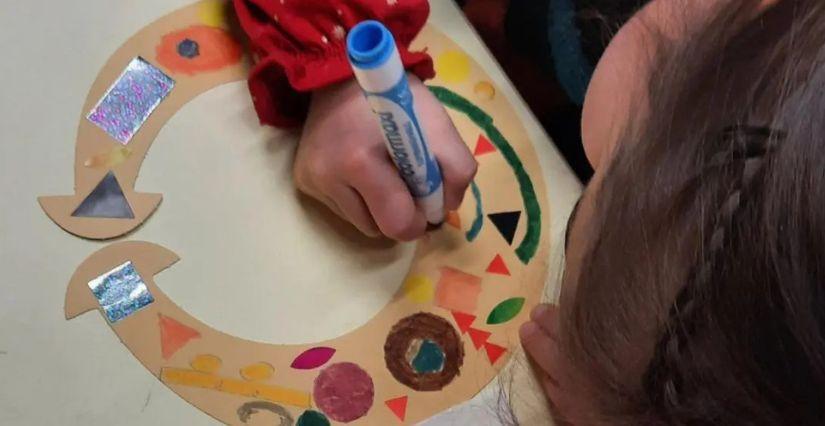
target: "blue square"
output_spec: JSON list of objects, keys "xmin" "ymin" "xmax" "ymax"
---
[{"xmin": 88, "ymin": 261, "xmax": 154, "ymax": 323}]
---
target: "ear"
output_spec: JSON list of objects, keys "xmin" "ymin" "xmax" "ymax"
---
[
  {"xmin": 580, "ymin": 3, "xmax": 658, "ymax": 171},
  {"xmin": 581, "ymin": 0, "xmax": 729, "ymax": 171},
  {"xmin": 65, "ymin": 241, "xmax": 179, "ymax": 320}
]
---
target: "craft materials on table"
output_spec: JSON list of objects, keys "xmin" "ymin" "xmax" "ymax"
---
[{"xmin": 39, "ymin": 1, "xmax": 552, "ymax": 424}]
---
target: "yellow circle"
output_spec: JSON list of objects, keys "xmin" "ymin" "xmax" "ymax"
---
[
  {"xmin": 198, "ymin": 0, "xmax": 227, "ymax": 28},
  {"xmin": 435, "ymin": 50, "xmax": 471, "ymax": 84},
  {"xmin": 403, "ymin": 275, "xmax": 434, "ymax": 303},
  {"xmin": 240, "ymin": 362, "xmax": 275, "ymax": 381},
  {"xmin": 473, "ymin": 81, "xmax": 496, "ymax": 100},
  {"xmin": 190, "ymin": 354, "xmax": 222, "ymax": 374}
]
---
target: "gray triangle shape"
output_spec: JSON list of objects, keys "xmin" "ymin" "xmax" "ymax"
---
[{"xmin": 72, "ymin": 171, "xmax": 135, "ymax": 219}]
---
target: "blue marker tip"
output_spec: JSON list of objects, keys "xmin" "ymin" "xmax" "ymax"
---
[{"xmin": 347, "ymin": 20, "xmax": 395, "ymax": 69}]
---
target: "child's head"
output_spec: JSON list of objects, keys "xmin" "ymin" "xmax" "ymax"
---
[{"xmin": 546, "ymin": 0, "xmax": 825, "ymax": 423}]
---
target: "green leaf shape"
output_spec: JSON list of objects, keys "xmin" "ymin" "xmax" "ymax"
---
[{"xmin": 486, "ymin": 297, "xmax": 526, "ymax": 325}]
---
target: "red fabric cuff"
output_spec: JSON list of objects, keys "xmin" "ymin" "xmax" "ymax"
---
[
  {"xmin": 235, "ymin": 0, "xmax": 435, "ymax": 128},
  {"xmin": 248, "ymin": 47, "xmax": 433, "ymax": 128}
]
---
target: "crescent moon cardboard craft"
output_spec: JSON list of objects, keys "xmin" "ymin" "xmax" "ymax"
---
[{"xmin": 44, "ymin": 1, "xmax": 553, "ymax": 424}]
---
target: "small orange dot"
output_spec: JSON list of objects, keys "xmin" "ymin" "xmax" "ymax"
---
[
  {"xmin": 240, "ymin": 362, "xmax": 275, "ymax": 381},
  {"xmin": 190, "ymin": 354, "xmax": 222, "ymax": 374},
  {"xmin": 473, "ymin": 81, "xmax": 496, "ymax": 100}
]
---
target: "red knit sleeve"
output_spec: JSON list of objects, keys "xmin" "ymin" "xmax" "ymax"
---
[{"xmin": 233, "ymin": 0, "xmax": 435, "ymax": 128}]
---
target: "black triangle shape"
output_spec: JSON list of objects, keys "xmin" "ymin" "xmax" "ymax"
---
[
  {"xmin": 72, "ymin": 171, "xmax": 135, "ymax": 219},
  {"xmin": 488, "ymin": 211, "xmax": 521, "ymax": 245}
]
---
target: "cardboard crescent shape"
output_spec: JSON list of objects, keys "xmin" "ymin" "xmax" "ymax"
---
[{"xmin": 55, "ymin": 1, "xmax": 551, "ymax": 423}]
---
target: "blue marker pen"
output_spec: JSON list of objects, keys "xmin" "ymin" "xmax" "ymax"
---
[{"xmin": 346, "ymin": 20, "xmax": 444, "ymax": 224}]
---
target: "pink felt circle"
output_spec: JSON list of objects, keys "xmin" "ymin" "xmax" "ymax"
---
[{"xmin": 312, "ymin": 362, "xmax": 375, "ymax": 422}]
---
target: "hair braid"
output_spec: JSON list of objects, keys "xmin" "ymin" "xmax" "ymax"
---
[{"xmin": 642, "ymin": 125, "xmax": 783, "ymax": 420}]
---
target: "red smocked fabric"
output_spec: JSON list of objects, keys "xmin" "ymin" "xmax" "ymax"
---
[{"xmin": 234, "ymin": 0, "xmax": 435, "ymax": 127}]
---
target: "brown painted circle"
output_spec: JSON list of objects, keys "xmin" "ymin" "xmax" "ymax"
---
[{"xmin": 384, "ymin": 312, "xmax": 465, "ymax": 391}]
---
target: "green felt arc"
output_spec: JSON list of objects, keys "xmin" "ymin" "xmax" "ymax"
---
[{"xmin": 429, "ymin": 85, "xmax": 542, "ymax": 264}]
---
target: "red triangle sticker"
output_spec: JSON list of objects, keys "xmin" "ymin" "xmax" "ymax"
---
[
  {"xmin": 159, "ymin": 314, "xmax": 201, "ymax": 360},
  {"xmin": 451, "ymin": 312, "xmax": 476, "ymax": 334},
  {"xmin": 486, "ymin": 254, "xmax": 511, "ymax": 276},
  {"xmin": 385, "ymin": 396, "xmax": 408, "ymax": 422},
  {"xmin": 467, "ymin": 327, "xmax": 492, "ymax": 350},
  {"xmin": 484, "ymin": 342, "xmax": 507, "ymax": 365},
  {"xmin": 474, "ymin": 134, "xmax": 496, "ymax": 156}
]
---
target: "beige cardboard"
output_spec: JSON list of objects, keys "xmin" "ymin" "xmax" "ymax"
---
[
  {"xmin": 54, "ymin": 1, "xmax": 552, "ymax": 424},
  {"xmin": 38, "ymin": 1, "xmax": 248, "ymax": 240}
]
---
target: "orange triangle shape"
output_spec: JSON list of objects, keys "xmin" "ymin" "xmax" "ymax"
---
[
  {"xmin": 474, "ymin": 134, "xmax": 496, "ymax": 156},
  {"xmin": 484, "ymin": 342, "xmax": 507, "ymax": 364},
  {"xmin": 385, "ymin": 396, "xmax": 408, "ymax": 422},
  {"xmin": 445, "ymin": 210, "xmax": 461, "ymax": 229},
  {"xmin": 451, "ymin": 311, "xmax": 476, "ymax": 334},
  {"xmin": 486, "ymin": 254, "xmax": 511, "ymax": 276},
  {"xmin": 467, "ymin": 327, "xmax": 492, "ymax": 350},
  {"xmin": 159, "ymin": 314, "xmax": 201, "ymax": 360}
]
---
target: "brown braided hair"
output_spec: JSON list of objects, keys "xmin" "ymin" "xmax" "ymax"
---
[
  {"xmin": 642, "ymin": 124, "xmax": 783, "ymax": 420},
  {"xmin": 556, "ymin": 0, "xmax": 825, "ymax": 424}
]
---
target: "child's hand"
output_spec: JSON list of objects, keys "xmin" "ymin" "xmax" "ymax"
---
[
  {"xmin": 520, "ymin": 304, "xmax": 589, "ymax": 423},
  {"xmin": 295, "ymin": 74, "xmax": 477, "ymax": 241}
]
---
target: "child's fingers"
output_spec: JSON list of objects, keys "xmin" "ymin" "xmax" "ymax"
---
[
  {"xmin": 519, "ymin": 320, "xmax": 561, "ymax": 379},
  {"xmin": 318, "ymin": 193, "xmax": 347, "ymax": 222},
  {"xmin": 522, "ymin": 311, "xmax": 588, "ymax": 425},
  {"xmin": 541, "ymin": 363, "xmax": 594, "ymax": 426},
  {"xmin": 330, "ymin": 185, "xmax": 381, "ymax": 237},
  {"xmin": 521, "ymin": 325, "xmax": 577, "ymax": 423},
  {"xmin": 429, "ymin": 132, "xmax": 477, "ymax": 211},
  {"xmin": 349, "ymin": 157, "xmax": 427, "ymax": 241},
  {"xmin": 530, "ymin": 303, "xmax": 561, "ymax": 341},
  {"xmin": 539, "ymin": 374, "xmax": 577, "ymax": 426},
  {"xmin": 296, "ymin": 183, "xmax": 350, "ymax": 225},
  {"xmin": 520, "ymin": 338, "xmax": 577, "ymax": 425},
  {"xmin": 414, "ymin": 81, "xmax": 477, "ymax": 212}
]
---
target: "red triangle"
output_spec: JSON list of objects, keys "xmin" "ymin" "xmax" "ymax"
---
[
  {"xmin": 484, "ymin": 342, "xmax": 507, "ymax": 365},
  {"xmin": 159, "ymin": 314, "xmax": 201, "ymax": 360},
  {"xmin": 474, "ymin": 134, "xmax": 496, "ymax": 156},
  {"xmin": 451, "ymin": 312, "xmax": 476, "ymax": 334},
  {"xmin": 467, "ymin": 327, "xmax": 492, "ymax": 350},
  {"xmin": 385, "ymin": 396, "xmax": 408, "ymax": 422},
  {"xmin": 486, "ymin": 254, "xmax": 511, "ymax": 276}
]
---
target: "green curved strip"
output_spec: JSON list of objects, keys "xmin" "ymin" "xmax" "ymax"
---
[
  {"xmin": 466, "ymin": 180, "xmax": 483, "ymax": 242},
  {"xmin": 430, "ymin": 85, "xmax": 542, "ymax": 264}
]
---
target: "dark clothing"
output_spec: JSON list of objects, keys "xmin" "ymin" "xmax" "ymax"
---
[{"xmin": 462, "ymin": 0, "xmax": 650, "ymax": 181}]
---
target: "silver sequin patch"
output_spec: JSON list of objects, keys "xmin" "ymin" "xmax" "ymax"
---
[
  {"xmin": 88, "ymin": 261, "xmax": 154, "ymax": 323},
  {"xmin": 87, "ymin": 57, "xmax": 174, "ymax": 144}
]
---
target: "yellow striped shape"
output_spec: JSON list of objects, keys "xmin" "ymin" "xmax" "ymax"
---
[{"xmin": 161, "ymin": 368, "xmax": 311, "ymax": 408}]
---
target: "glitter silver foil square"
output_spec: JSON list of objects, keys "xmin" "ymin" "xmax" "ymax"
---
[
  {"xmin": 88, "ymin": 261, "xmax": 154, "ymax": 323},
  {"xmin": 87, "ymin": 57, "xmax": 174, "ymax": 144}
]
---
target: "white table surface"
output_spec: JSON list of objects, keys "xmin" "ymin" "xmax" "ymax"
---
[{"xmin": 0, "ymin": 0, "xmax": 581, "ymax": 424}]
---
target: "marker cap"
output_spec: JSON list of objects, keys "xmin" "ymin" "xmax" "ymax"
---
[{"xmin": 347, "ymin": 20, "xmax": 395, "ymax": 70}]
